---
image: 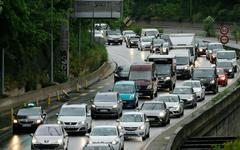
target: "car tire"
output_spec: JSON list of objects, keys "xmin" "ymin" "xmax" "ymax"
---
[
  {"xmin": 88, "ymin": 126, "xmax": 91, "ymax": 133},
  {"xmin": 142, "ymin": 135, "xmax": 146, "ymax": 141},
  {"xmin": 169, "ymin": 83, "xmax": 174, "ymax": 92},
  {"xmin": 167, "ymin": 117, "xmax": 170, "ymax": 124},
  {"xmin": 234, "ymin": 66, "xmax": 238, "ymax": 73},
  {"xmin": 154, "ymin": 91, "xmax": 158, "ymax": 97},
  {"xmin": 107, "ymin": 41, "xmax": 110, "ymax": 45},
  {"xmin": 120, "ymin": 42, "xmax": 122, "ymax": 45},
  {"xmin": 12, "ymin": 127, "xmax": 18, "ymax": 134},
  {"xmin": 146, "ymin": 129, "xmax": 150, "ymax": 138},
  {"xmin": 181, "ymin": 110, "xmax": 184, "ymax": 116}
]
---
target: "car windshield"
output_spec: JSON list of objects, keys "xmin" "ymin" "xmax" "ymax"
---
[
  {"xmin": 208, "ymin": 44, "xmax": 223, "ymax": 50},
  {"xmin": 141, "ymin": 37, "xmax": 152, "ymax": 42},
  {"xmin": 146, "ymin": 31, "xmax": 158, "ymax": 36},
  {"xmin": 114, "ymin": 84, "xmax": 134, "ymax": 93},
  {"xmin": 121, "ymin": 114, "xmax": 143, "ymax": 122},
  {"xmin": 217, "ymin": 52, "xmax": 236, "ymax": 60},
  {"xmin": 173, "ymin": 88, "xmax": 192, "ymax": 94},
  {"xmin": 35, "ymin": 126, "xmax": 62, "ymax": 136},
  {"xmin": 199, "ymin": 42, "xmax": 207, "ymax": 47},
  {"xmin": 217, "ymin": 69, "xmax": 225, "ymax": 75},
  {"xmin": 157, "ymin": 96, "xmax": 179, "ymax": 102},
  {"xmin": 59, "ymin": 107, "xmax": 85, "ymax": 116},
  {"xmin": 176, "ymin": 57, "xmax": 189, "ymax": 65},
  {"xmin": 124, "ymin": 31, "xmax": 135, "ymax": 35},
  {"xmin": 130, "ymin": 37, "xmax": 139, "ymax": 41},
  {"xmin": 109, "ymin": 31, "xmax": 121, "ymax": 35},
  {"xmin": 213, "ymin": 49, "xmax": 224, "ymax": 54},
  {"xmin": 193, "ymin": 69, "xmax": 215, "ymax": 78},
  {"xmin": 91, "ymin": 127, "xmax": 117, "ymax": 136},
  {"xmin": 183, "ymin": 82, "xmax": 201, "ymax": 88},
  {"xmin": 217, "ymin": 62, "xmax": 232, "ymax": 68},
  {"xmin": 155, "ymin": 64, "xmax": 171, "ymax": 75},
  {"xmin": 153, "ymin": 39, "xmax": 164, "ymax": 45},
  {"xmin": 95, "ymin": 94, "xmax": 117, "ymax": 102},
  {"xmin": 83, "ymin": 146, "xmax": 112, "ymax": 150},
  {"xmin": 17, "ymin": 107, "xmax": 41, "ymax": 116},
  {"xmin": 141, "ymin": 103, "xmax": 164, "ymax": 110},
  {"xmin": 129, "ymin": 71, "xmax": 152, "ymax": 80}
]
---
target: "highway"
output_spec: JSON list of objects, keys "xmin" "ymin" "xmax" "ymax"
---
[{"xmin": 1, "ymin": 42, "xmax": 239, "ymax": 150}]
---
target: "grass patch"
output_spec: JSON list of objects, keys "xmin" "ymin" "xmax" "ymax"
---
[
  {"xmin": 213, "ymin": 139, "xmax": 240, "ymax": 150},
  {"xmin": 212, "ymin": 88, "xmax": 231, "ymax": 103}
]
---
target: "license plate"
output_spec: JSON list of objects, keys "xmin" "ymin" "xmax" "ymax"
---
[
  {"xmin": 66, "ymin": 126, "xmax": 76, "ymax": 129},
  {"xmin": 126, "ymin": 131, "xmax": 135, "ymax": 135},
  {"xmin": 100, "ymin": 109, "xmax": 108, "ymax": 112},
  {"xmin": 148, "ymin": 118, "xmax": 155, "ymax": 121},
  {"xmin": 22, "ymin": 124, "xmax": 31, "ymax": 127}
]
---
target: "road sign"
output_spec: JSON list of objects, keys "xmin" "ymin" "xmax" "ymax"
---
[
  {"xmin": 220, "ymin": 25, "xmax": 229, "ymax": 35},
  {"xmin": 72, "ymin": 0, "xmax": 123, "ymax": 18},
  {"xmin": 220, "ymin": 35, "xmax": 229, "ymax": 45}
]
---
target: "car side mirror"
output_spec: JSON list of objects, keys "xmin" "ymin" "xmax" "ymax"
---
[
  {"xmin": 85, "ymin": 133, "xmax": 90, "ymax": 137},
  {"xmin": 116, "ymin": 119, "xmax": 120, "ymax": 122},
  {"xmin": 136, "ymin": 107, "xmax": 140, "ymax": 111},
  {"xmin": 145, "ymin": 119, "xmax": 149, "ymax": 122},
  {"xmin": 30, "ymin": 133, "xmax": 34, "ymax": 137},
  {"xmin": 56, "ymin": 113, "xmax": 59, "ymax": 116}
]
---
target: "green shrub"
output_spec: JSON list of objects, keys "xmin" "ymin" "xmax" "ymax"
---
[
  {"xmin": 156, "ymin": 27, "xmax": 164, "ymax": 33},
  {"xmin": 202, "ymin": 16, "xmax": 216, "ymax": 37},
  {"xmin": 231, "ymin": 23, "xmax": 240, "ymax": 43},
  {"xmin": 128, "ymin": 23, "xmax": 142, "ymax": 35}
]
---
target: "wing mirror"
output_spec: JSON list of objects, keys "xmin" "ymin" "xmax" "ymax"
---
[
  {"xmin": 85, "ymin": 133, "xmax": 90, "ymax": 137},
  {"xmin": 30, "ymin": 133, "xmax": 34, "ymax": 137},
  {"xmin": 56, "ymin": 113, "xmax": 59, "ymax": 116},
  {"xmin": 145, "ymin": 119, "xmax": 149, "ymax": 122},
  {"xmin": 116, "ymin": 119, "xmax": 120, "ymax": 122}
]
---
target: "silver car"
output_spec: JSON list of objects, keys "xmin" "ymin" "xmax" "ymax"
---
[
  {"xmin": 31, "ymin": 124, "xmax": 69, "ymax": 150},
  {"xmin": 156, "ymin": 94, "xmax": 184, "ymax": 118},
  {"xmin": 138, "ymin": 36, "xmax": 152, "ymax": 51},
  {"xmin": 173, "ymin": 86, "xmax": 197, "ymax": 108},
  {"xmin": 139, "ymin": 101, "xmax": 170, "ymax": 127},
  {"xmin": 83, "ymin": 143, "xmax": 114, "ymax": 150},
  {"xmin": 87, "ymin": 126, "xmax": 124, "ymax": 150},
  {"xmin": 183, "ymin": 80, "xmax": 206, "ymax": 101},
  {"xmin": 57, "ymin": 103, "xmax": 92, "ymax": 134},
  {"xmin": 117, "ymin": 112, "xmax": 150, "ymax": 141},
  {"xmin": 91, "ymin": 92, "xmax": 123, "ymax": 119}
]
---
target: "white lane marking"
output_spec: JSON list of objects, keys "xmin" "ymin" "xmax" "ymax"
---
[
  {"xmin": 80, "ymin": 93, "xmax": 88, "ymax": 96},
  {"xmin": 97, "ymin": 86, "xmax": 104, "ymax": 89},
  {"xmin": 105, "ymin": 83, "xmax": 111, "ymax": 86},
  {"xmin": 89, "ymin": 89, "xmax": 96, "ymax": 92}
]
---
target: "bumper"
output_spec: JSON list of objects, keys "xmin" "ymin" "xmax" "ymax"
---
[
  {"xmin": 91, "ymin": 108, "xmax": 118, "ymax": 116},
  {"xmin": 31, "ymin": 144, "xmax": 64, "ymax": 150},
  {"xmin": 121, "ymin": 128, "xmax": 145, "ymax": 137},
  {"xmin": 108, "ymin": 39, "xmax": 123, "ymax": 44},
  {"xmin": 169, "ymin": 108, "xmax": 181, "ymax": 117},
  {"xmin": 138, "ymin": 89, "xmax": 152, "ymax": 97},
  {"xmin": 146, "ymin": 116, "xmax": 164, "ymax": 126},
  {"xmin": 203, "ymin": 83, "xmax": 217, "ymax": 92},
  {"xmin": 141, "ymin": 46, "xmax": 151, "ymax": 51},
  {"xmin": 176, "ymin": 69, "xmax": 191, "ymax": 78},
  {"xmin": 122, "ymin": 100, "xmax": 136, "ymax": 108},
  {"xmin": 63, "ymin": 124, "xmax": 88, "ymax": 133},
  {"xmin": 129, "ymin": 42, "xmax": 138, "ymax": 47},
  {"xmin": 157, "ymin": 80, "xmax": 172, "ymax": 89},
  {"xmin": 182, "ymin": 100, "xmax": 194, "ymax": 108},
  {"xmin": 13, "ymin": 123, "xmax": 40, "ymax": 129},
  {"xmin": 198, "ymin": 49, "xmax": 206, "ymax": 55},
  {"xmin": 218, "ymin": 79, "xmax": 227, "ymax": 86}
]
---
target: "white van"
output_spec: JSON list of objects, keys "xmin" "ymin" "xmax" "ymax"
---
[
  {"xmin": 141, "ymin": 28, "xmax": 159, "ymax": 38},
  {"xmin": 216, "ymin": 50, "xmax": 238, "ymax": 72}
]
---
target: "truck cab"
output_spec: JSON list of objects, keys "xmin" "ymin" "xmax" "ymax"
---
[
  {"xmin": 129, "ymin": 62, "xmax": 158, "ymax": 99},
  {"xmin": 146, "ymin": 54, "xmax": 176, "ymax": 91}
]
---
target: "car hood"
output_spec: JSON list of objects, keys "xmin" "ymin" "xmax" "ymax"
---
[
  {"xmin": 89, "ymin": 136, "xmax": 118, "ymax": 143},
  {"xmin": 141, "ymin": 42, "xmax": 151, "ymax": 46},
  {"xmin": 165, "ymin": 102, "xmax": 180, "ymax": 108},
  {"xmin": 177, "ymin": 94, "xmax": 193, "ymax": 100},
  {"xmin": 140, "ymin": 110, "xmax": 163, "ymax": 116},
  {"xmin": 109, "ymin": 35, "xmax": 122, "ymax": 38},
  {"xmin": 177, "ymin": 65, "xmax": 189, "ymax": 69},
  {"xmin": 94, "ymin": 102, "xmax": 117, "ymax": 107},
  {"xmin": 34, "ymin": 136, "xmax": 63, "ymax": 144},
  {"xmin": 193, "ymin": 87, "xmax": 201, "ymax": 92},
  {"xmin": 193, "ymin": 77, "xmax": 214, "ymax": 83},
  {"xmin": 17, "ymin": 115, "xmax": 42, "ymax": 120},
  {"xmin": 134, "ymin": 80, "xmax": 151, "ymax": 86},
  {"xmin": 119, "ymin": 93, "xmax": 135, "ymax": 101},
  {"xmin": 119, "ymin": 122, "xmax": 144, "ymax": 127},
  {"xmin": 58, "ymin": 116, "xmax": 86, "ymax": 123}
]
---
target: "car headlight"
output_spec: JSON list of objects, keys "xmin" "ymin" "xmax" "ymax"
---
[
  {"xmin": 165, "ymin": 76, "xmax": 171, "ymax": 80},
  {"xmin": 210, "ymin": 80, "xmax": 215, "ymax": 84},
  {"xmin": 209, "ymin": 50, "xmax": 212, "ymax": 53},
  {"xmin": 89, "ymin": 140, "xmax": 93, "ymax": 144},
  {"xmin": 32, "ymin": 137, "xmax": 37, "ymax": 144},
  {"xmin": 175, "ymin": 105, "xmax": 181, "ymax": 111},
  {"xmin": 184, "ymin": 66, "xmax": 189, "ymax": 70},
  {"xmin": 92, "ymin": 105, "xmax": 96, "ymax": 108},
  {"xmin": 199, "ymin": 48, "xmax": 203, "ymax": 52},
  {"xmin": 187, "ymin": 97, "xmax": 193, "ymax": 101},
  {"xmin": 13, "ymin": 119, "xmax": 18, "ymax": 124},
  {"xmin": 57, "ymin": 139, "xmax": 63, "ymax": 145},
  {"xmin": 118, "ymin": 126, "xmax": 123, "ymax": 130},
  {"xmin": 229, "ymin": 69, "xmax": 232, "ymax": 72},
  {"xmin": 112, "ymin": 140, "xmax": 119, "ymax": 145},
  {"xmin": 153, "ymin": 47, "xmax": 156, "ymax": 50},
  {"xmin": 36, "ymin": 120, "xmax": 42, "ymax": 124},
  {"xmin": 79, "ymin": 121, "xmax": 85, "ymax": 124},
  {"xmin": 163, "ymin": 48, "xmax": 167, "ymax": 52},
  {"xmin": 139, "ymin": 125, "xmax": 145, "ymax": 130},
  {"xmin": 112, "ymin": 104, "xmax": 118, "ymax": 109},
  {"xmin": 159, "ymin": 112, "xmax": 165, "ymax": 117},
  {"xmin": 57, "ymin": 120, "xmax": 63, "ymax": 124},
  {"xmin": 147, "ymin": 85, "xmax": 152, "ymax": 89},
  {"xmin": 212, "ymin": 55, "xmax": 216, "ymax": 58},
  {"xmin": 130, "ymin": 94, "xmax": 135, "ymax": 100}
]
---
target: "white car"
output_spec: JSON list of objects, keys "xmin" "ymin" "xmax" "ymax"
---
[
  {"xmin": 117, "ymin": 112, "xmax": 150, "ymax": 141},
  {"xmin": 31, "ymin": 124, "xmax": 69, "ymax": 150},
  {"xmin": 138, "ymin": 36, "xmax": 153, "ymax": 51},
  {"xmin": 87, "ymin": 126, "xmax": 124, "ymax": 150},
  {"xmin": 57, "ymin": 103, "xmax": 92, "ymax": 134},
  {"xmin": 183, "ymin": 80, "xmax": 205, "ymax": 101},
  {"xmin": 216, "ymin": 50, "xmax": 238, "ymax": 72}
]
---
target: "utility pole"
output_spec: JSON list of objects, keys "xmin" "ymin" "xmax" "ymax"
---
[
  {"xmin": 0, "ymin": 48, "xmax": 4, "ymax": 96},
  {"xmin": 50, "ymin": 0, "xmax": 54, "ymax": 82}
]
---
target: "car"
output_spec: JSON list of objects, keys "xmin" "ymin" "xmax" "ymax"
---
[
  {"xmin": 12, "ymin": 103, "xmax": 46, "ymax": 133},
  {"xmin": 91, "ymin": 92, "xmax": 123, "ymax": 119},
  {"xmin": 57, "ymin": 103, "xmax": 92, "ymax": 134},
  {"xmin": 139, "ymin": 101, "xmax": 170, "ymax": 127},
  {"xmin": 150, "ymin": 38, "xmax": 165, "ymax": 53},
  {"xmin": 117, "ymin": 112, "xmax": 150, "ymax": 141},
  {"xmin": 156, "ymin": 94, "xmax": 184, "ymax": 118},
  {"xmin": 94, "ymin": 30, "xmax": 104, "ymax": 38},
  {"xmin": 173, "ymin": 86, "xmax": 197, "ymax": 108},
  {"xmin": 217, "ymin": 68, "xmax": 228, "ymax": 86},
  {"xmin": 192, "ymin": 67, "xmax": 219, "ymax": 94},
  {"xmin": 216, "ymin": 60, "xmax": 235, "ymax": 78},
  {"xmin": 138, "ymin": 36, "xmax": 153, "ymax": 51},
  {"xmin": 210, "ymin": 49, "xmax": 225, "ymax": 64},
  {"xmin": 126, "ymin": 35, "xmax": 140, "ymax": 48},
  {"xmin": 114, "ymin": 66, "xmax": 130, "ymax": 83},
  {"xmin": 113, "ymin": 81, "xmax": 138, "ymax": 108},
  {"xmin": 106, "ymin": 30, "xmax": 123, "ymax": 45},
  {"xmin": 182, "ymin": 80, "xmax": 206, "ymax": 101},
  {"xmin": 83, "ymin": 143, "xmax": 114, "ymax": 150},
  {"xmin": 31, "ymin": 124, "xmax": 69, "ymax": 150},
  {"xmin": 196, "ymin": 42, "xmax": 207, "ymax": 56},
  {"xmin": 216, "ymin": 50, "xmax": 238, "ymax": 72},
  {"xmin": 206, "ymin": 42, "xmax": 223, "ymax": 60},
  {"xmin": 122, "ymin": 30, "xmax": 136, "ymax": 42},
  {"xmin": 87, "ymin": 126, "xmax": 124, "ymax": 150}
]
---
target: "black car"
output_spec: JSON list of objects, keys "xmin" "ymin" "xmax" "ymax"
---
[
  {"xmin": 192, "ymin": 67, "xmax": 218, "ymax": 94},
  {"xmin": 126, "ymin": 35, "xmax": 140, "ymax": 48},
  {"xmin": 114, "ymin": 66, "xmax": 130, "ymax": 82},
  {"xmin": 13, "ymin": 104, "xmax": 46, "ymax": 133},
  {"xmin": 216, "ymin": 61, "xmax": 235, "ymax": 78},
  {"xmin": 196, "ymin": 42, "xmax": 207, "ymax": 56},
  {"xmin": 150, "ymin": 38, "xmax": 165, "ymax": 53}
]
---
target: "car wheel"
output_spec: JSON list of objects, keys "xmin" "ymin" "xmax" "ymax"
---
[
  {"xmin": 235, "ymin": 66, "xmax": 238, "ymax": 73},
  {"xmin": 88, "ymin": 126, "xmax": 91, "ymax": 133},
  {"xmin": 107, "ymin": 41, "xmax": 110, "ymax": 45},
  {"xmin": 129, "ymin": 45, "xmax": 132, "ymax": 48},
  {"xmin": 12, "ymin": 127, "xmax": 18, "ymax": 134},
  {"xmin": 167, "ymin": 117, "xmax": 170, "ymax": 124},
  {"xmin": 231, "ymin": 74, "xmax": 234, "ymax": 78},
  {"xmin": 142, "ymin": 135, "xmax": 146, "ymax": 141},
  {"xmin": 169, "ymin": 83, "xmax": 174, "ymax": 92},
  {"xmin": 120, "ymin": 42, "xmax": 122, "ymax": 45},
  {"xmin": 154, "ymin": 91, "xmax": 158, "ymax": 97}
]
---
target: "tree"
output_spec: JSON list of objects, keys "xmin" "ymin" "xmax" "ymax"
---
[
  {"xmin": 202, "ymin": 16, "xmax": 215, "ymax": 37},
  {"xmin": 232, "ymin": 23, "xmax": 240, "ymax": 44}
]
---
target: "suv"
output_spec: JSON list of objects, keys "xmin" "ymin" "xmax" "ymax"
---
[
  {"xmin": 57, "ymin": 103, "xmax": 92, "ymax": 134},
  {"xmin": 91, "ymin": 92, "xmax": 123, "ymax": 119},
  {"xmin": 150, "ymin": 38, "xmax": 165, "ymax": 53},
  {"xmin": 210, "ymin": 49, "xmax": 225, "ymax": 64},
  {"xmin": 106, "ymin": 30, "xmax": 123, "ymax": 45},
  {"xmin": 192, "ymin": 67, "xmax": 218, "ymax": 94}
]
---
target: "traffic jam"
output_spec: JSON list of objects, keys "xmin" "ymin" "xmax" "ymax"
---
[{"xmin": 11, "ymin": 26, "xmax": 238, "ymax": 150}]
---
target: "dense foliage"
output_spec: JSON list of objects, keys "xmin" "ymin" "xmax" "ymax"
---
[{"xmin": 128, "ymin": 0, "xmax": 240, "ymax": 22}]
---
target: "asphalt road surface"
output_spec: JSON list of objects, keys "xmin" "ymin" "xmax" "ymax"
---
[{"xmin": 1, "ymin": 42, "xmax": 239, "ymax": 150}]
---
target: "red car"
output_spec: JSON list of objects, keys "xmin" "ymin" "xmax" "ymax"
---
[{"xmin": 217, "ymin": 68, "xmax": 228, "ymax": 86}]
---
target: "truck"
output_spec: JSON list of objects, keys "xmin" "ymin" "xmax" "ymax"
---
[
  {"xmin": 146, "ymin": 54, "xmax": 176, "ymax": 91},
  {"xmin": 129, "ymin": 62, "xmax": 158, "ymax": 99},
  {"xmin": 169, "ymin": 49, "xmax": 193, "ymax": 79},
  {"xmin": 168, "ymin": 33, "xmax": 196, "ymax": 65}
]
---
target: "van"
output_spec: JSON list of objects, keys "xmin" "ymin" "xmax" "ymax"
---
[
  {"xmin": 141, "ymin": 28, "xmax": 159, "ymax": 38},
  {"xmin": 216, "ymin": 50, "xmax": 238, "ymax": 72},
  {"xmin": 129, "ymin": 62, "xmax": 158, "ymax": 99}
]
